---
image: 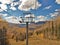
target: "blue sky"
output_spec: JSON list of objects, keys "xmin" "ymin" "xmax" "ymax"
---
[{"xmin": 0, "ymin": 0, "xmax": 60, "ymax": 24}]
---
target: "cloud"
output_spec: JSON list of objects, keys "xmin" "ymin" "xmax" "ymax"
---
[
  {"xmin": 0, "ymin": 13, "xmax": 8, "ymax": 19},
  {"xmin": 0, "ymin": 4, "xmax": 7, "ymax": 11},
  {"xmin": 55, "ymin": 9, "xmax": 60, "ymax": 11},
  {"xmin": 10, "ymin": 6, "xmax": 16, "ymax": 10},
  {"xmin": 4, "ymin": 15, "xmax": 35, "ymax": 24},
  {"xmin": 0, "ymin": 0, "xmax": 12, "ymax": 4},
  {"xmin": 37, "ymin": 16, "xmax": 45, "ymax": 19},
  {"xmin": 25, "ymin": 14, "xmax": 35, "ymax": 18},
  {"xmin": 56, "ymin": 0, "xmax": 60, "ymax": 4},
  {"xmin": 0, "ymin": 9, "xmax": 3, "ymax": 12},
  {"xmin": 35, "ymin": 15, "xmax": 47, "ymax": 22},
  {"xmin": 11, "ymin": 2, "xmax": 19, "ymax": 6},
  {"xmin": 5, "ymin": 16, "xmax": 22, "ymax": 24},
  {"xmin": 50, "ymin": 12, "xmax": 59, "ymax": 17},
  {"xmin": 44, "ymin": 6, "xmax": 51, "ymax": 10},
  {"xmin": 55, "ymin": 9, "xmax": 59, "ymax": 11},
  {"xmin": 18, "ymin": 0, "xmax": 41, "ymax": 11},
  {"xmin": 0, "ymin": 13, "xmax": 8, "ymax": 17}
]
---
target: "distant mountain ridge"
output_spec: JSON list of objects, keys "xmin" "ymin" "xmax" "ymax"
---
[
  {"xmin": 8, "ymin": 21, "xmax": 46, "ymax": 28},
  {"xmin": 35, "ymin": 21, "xmax": 46, "ymax": 24}
]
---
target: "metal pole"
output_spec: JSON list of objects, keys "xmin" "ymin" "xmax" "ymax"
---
[{"xmin": 26, "ymin": 22, "xmax": 28, "ymax": 45}]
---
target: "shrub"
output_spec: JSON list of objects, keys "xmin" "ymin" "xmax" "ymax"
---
[
  {"xmin": 35, "ymin": 30, "xmax": 42, "ymax": 35},
  {"xmin": 28, "ymin": 31, "xmax": 33, "ymax": 36},
  {"xmin": 16, "ymin": 32, "xmax": 26, "ymax": 42},
  {"xmin": 19, "ymin": 33, "xmax": 25, "ymax": 41}
]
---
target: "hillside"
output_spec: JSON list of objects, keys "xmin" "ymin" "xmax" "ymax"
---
[
  {"xmin": 35, "ymin": 16, "xmax": 60, "ymax": 39},
  {"xmin": 0, "ymin": 16, "xmax": 60, "ymax": 45},
  {"xmin": 8, "ymin": 16, "xmax": 60, "ymax": 45}
]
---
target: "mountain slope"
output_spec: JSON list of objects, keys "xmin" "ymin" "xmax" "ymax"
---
[{"xmin": 35, "ymin": 16, "xmax": 60, "ymax": 39}]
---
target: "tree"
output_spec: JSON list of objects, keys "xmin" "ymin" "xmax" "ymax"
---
[{"xmin": 0, "ymin": 26, "xmax": 10, "ymax": 45}]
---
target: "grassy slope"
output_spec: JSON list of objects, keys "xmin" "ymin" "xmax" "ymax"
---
[
  {"xmin": 9, "ymin": 16, "xmax": 60, "ymax": 45},
  {"xmin": 0, "ymin": 16, "xmax": 60, "ymax": 45}
]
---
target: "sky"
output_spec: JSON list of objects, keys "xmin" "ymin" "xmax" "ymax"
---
[{"xmin": 0, "ymin": 0, "xmax": 60, "ymax": 24}]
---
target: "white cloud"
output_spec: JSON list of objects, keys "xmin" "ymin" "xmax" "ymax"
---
[
  {"xmin": 55, "ymin": 9, "xmax": 60, "ymax": 11},
  {"xmin": 35, "ymin": 15, "xmax": 47, "ymax": 22},
  {"xmin": 2, "ymin": 14, "xmax": 8, "ymax": 17},
  {"xmin": 0, "ymin": 4, "xmax": 7, "ymax": 11},
  {"xmin": 44, "ymin": 6, "xmax": 51, "ymax": 10},
  {"xmin": 0, "ymin": 9, "xmax": 3, "ymax": 12},
  {"xmin": 0, "ymin": 13, "xmax": 8, "ymax": 19},
  {"xmin": 55, "ymin": 9, "xmax": 59, "ymax": 11},
  {"xmin": 5, "ymin": 16, "xmax": 17, "ymax": 19},
  {"xmin": 0, "ymin": 13, "xmax": 8, "ymax": 17},
  {"xmin": 18, "ymin": 0, "xmax": 41, "ymax": 11},
  {"xmin": 37, "ymin": 16, "xmax": 45, "ymax": 19},
  {"xmin": 11, "ymin": 2, "xmax": 19, "ymax": 6},
  {"xmin": 56, "ymin": 0, "xmax": 60, "ymax": 4},
  {"xmin": 5, "ymin": 16, "xmax": 22, "ymax": 24},
  {"xmin": 50, "ymin": 12, "xmax": 59, "ymax": 17},
  {"xmin": 4, "ymin": 15, "xmax": 35, "ymax": 24},
  {"xmin": 10, "ymin": 6, "xmax": 16, "ymax": 10},
  {"xmin": 25, "ymin": 14, "xmax": 35, "ymax": 18},
  {"xmin": 0, "ymin": 0, "xmax": 13, "ymax": 4}
]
